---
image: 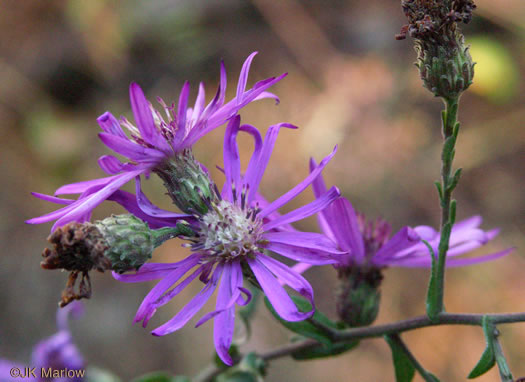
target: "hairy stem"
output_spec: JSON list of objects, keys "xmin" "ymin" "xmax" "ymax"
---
[
  {"xmin": 492, "ymin": 328, "xmax": 514, "ymax": 382},
  {"xmin": 194, "ymin": 311, "xmax": 525, "ymax": 381},
  {"xmin": 428, "ymin": 96, "xmax": 460, "ymax": 318}
]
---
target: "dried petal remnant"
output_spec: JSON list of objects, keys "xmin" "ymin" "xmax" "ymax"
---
[{"xmin": 42, "ymin": 223, "xmax": 111, "ymax": 307}]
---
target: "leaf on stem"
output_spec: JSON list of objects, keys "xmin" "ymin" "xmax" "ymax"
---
[
  {"xmin": 263, "ymin": 296, "xmax": 339, "ymax": 346},
  {"xmin": 423, "ymin": 240, "xmax": 439, "ymax": 321},
  {"xmin": 290, "ymin": 335, "xmax": 358, "ymax": 360},
  {"xmin": 447, "ymin": 168, "xmax": 462, "ymax": 193},
  {"xmin": 385, "ymin": 335, "xmax": 416, "ymax": 382},
  {"xmin": 468, "ymin": 316, "xmax": 496, "ymax": 379}
]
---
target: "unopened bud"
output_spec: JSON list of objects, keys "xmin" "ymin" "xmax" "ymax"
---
[
  {"xmin": 398, "ymin": 0, "xmax": 476, "ymax": 98},
  {"xmin": 154, "ymin": 148, "xmax": 220, "ymax": 215},
  {"xmin": 336, "ymin": 266, "xmax": 383, "ymax": 327},
  {"xmin": 416, "ymin": 34, "xmax": 474, "ymax": 98},
  {"xmin": 42, "ymin": 214, "xmax": 194, "ymax": 307}
]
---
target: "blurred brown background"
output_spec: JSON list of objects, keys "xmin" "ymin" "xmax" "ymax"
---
[{"xmin": 1, "ymin": 0, "xmax": 523, "ymax": 381}]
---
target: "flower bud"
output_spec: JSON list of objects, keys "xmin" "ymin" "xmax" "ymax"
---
[
  {"xmin": 336, "ymin": 266, "xmax": 383, "ymax": 327},
  {"xmin": 416, "ymin": 34, "xmax": 474, "ymax": 98},
  {"xmin": 397, "ymin": 0, "xmax": 476, "ymax": 98},
  {"xmin": 154, "ymin": 148, "xmax": 219, "ymax": 215},
  {"xmin": 42, "ymin": 214, "xmax": 194, "ymax": 307}
]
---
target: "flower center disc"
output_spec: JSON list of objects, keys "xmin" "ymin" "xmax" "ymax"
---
[{"xmin": 199, "ymin": 200, "xmax": 263, "ymax": 260}]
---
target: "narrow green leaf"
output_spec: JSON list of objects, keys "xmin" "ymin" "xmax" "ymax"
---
[
  {"xmin": 437, "ymin": 222, "xmax": 452, "ymax": 257},
  {"xmin": 449, "ymin": 200, "xmax": 457, "ymax": 225},
  {"xmin": 385, "ymin": 335, "xmax": 416, "ymax": 382},
  {"xmin": 423, "ymin": 240, "xmax": 439, "ymax": 321},
  {"xmin": 264, "ymin": 296, "xmax": 338, "ymax": 345},
  {"xmin": 453, "ymin": 121, "xmax": 460, "ymax": 138},
  {"xmin": 468, "ymin": 316, "xmax": 496, "ymax": 378},
  {"xmin": 291, "ymin": 336, "xmax": 359, "ymax": 360},
  {"xmin": 447, "ymin": 168, "xmax": 462, "ymax": 192},
  {"xmin": 434, "ymin": 181, "xmax": 443, "ymax": 201}
]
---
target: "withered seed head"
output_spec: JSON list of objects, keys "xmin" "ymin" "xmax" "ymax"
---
[
  {"xmin": 42, "ymin": 222, "xmax": 111, "ymax": 273},
  {"xmin": 42, "ymin": 222, "xmax": 111, "ymax": 307}
]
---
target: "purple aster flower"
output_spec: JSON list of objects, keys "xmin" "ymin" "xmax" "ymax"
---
[
  {"xmin": 293, "ymin": 160, "xmax": 513, "ymax": 327},
  {"xmin": 304, "ymin": 158, "xmax": 513, "ymax": 271},
  {"xmin": 1, "ymin": 302, "xmax": 85, "ymax": 382},
  {"xmin": 114, "ymin": 116, "xmax": 342, "ymax": 365},
  {"xmin": 27, "ymin": 52, "xmax": 286, "ymax": 232}
]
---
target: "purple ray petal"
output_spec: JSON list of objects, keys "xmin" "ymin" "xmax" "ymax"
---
[
  {"xmin": 151, "ymin": 264, "xmax": 223, "ymax": 336},
  {"xmin": 54, "ymin": 175, "xmax": 120, "ymax": 195},
  {"xmin": 134, "ymin": 176, "xmax": 188, "ymax": 218},
  {"xmin": 51, "ymin": 170, "xmax": 144, "ymax": 231},
  {"xmin": 374, "ymin": 227, "xmax": 421, "ymax": 263},
  {"xmin": 213, "ymin": 263, "xmax": 236, "ymax": 366},
  {"xmin": 324, "ymin": 197, "xmax": 365, "ymax": 263},
  {"xmin": 223, "ymin": 115, "xmax": 241, "ymax": 201},
  {"xmin": 264, "ymin": 242, "xmax": 339, "ymax": 265},
  {"xmin": 97, "ymin": 111, "xmax": 126, "ymax": 138},
  {"xmin": 31, "ymin": 192, "xmax": 74, "ymax": 205},
  {"xmin": 218, "ymin": 59, "xmax": 227, "ymax": 106},
  {"xmin": 244, "ymin": 123, "xmax": 298, "ymax": 204},
  {"xmin": 98, "ymin": 132, "xmax": 165, "ymax": 162},
  {"xmin": 264, "ymin": 231, "xmax": 344, "ymax": 254},
  {"xmin": 113, "ymin": 263, "xmax": 189, "ymax": 283},
  {"xmin": 259, "ymin": 145, "xmax": 337, "ymax": 219},
  {"xmin": 143, "ymin": 266, "xmax": 205, "ymax": 326},
  {"xmin": 444, "ymin": 248, "xmax": 514, "ymax": 267},
  {"xmin": 98, "ymin": 155, "xmax": 124, "ymax": 175},
  {"xmin": 248, "ymin": 256, "xmax": 313, "ymax": 322},
  {"xmin": 239, "ymin": 123, "xmax": 263, "ymax": 191},
  {"xmin": 236, "ymin": 52, "xmax": 258, "ymax": 102},
  {"xmin": 254, "ymin": 192, "xmax": 297, "ymax": 232},
  {"xmin": 133, "ymin": 255, "xmax": 202, "ymax": 325},
  {"xmin": 290, "ymin": 262, "xmax": 314, "ymax": 277},
  {"xmin": 107, "ymin": 190, "xmax": 190, "ymax": 229},
  {"xmin": 263, "ymin": 186, "xmax": 340, "ymax": 231},
  {"xmin": 129, "ymin": 83, "xmax": 159, "ymax": 147},
  {"xmin": 177, "ymin": 81, "xmax": 190, "ymax": 134},
  {"xmin": 412, "ymin": 225, "xmax": 439, "ymax": 241},
  {"xmin": 191, "ymin": 82, "xmax": 206, "ymax": 122},
  {"xmin": 253, "ymin": 91, "xmax": 280, "ymax": 104},
  {"xmin": 309, "ymin": 158, "xmax": 337, "ymax": 242}
]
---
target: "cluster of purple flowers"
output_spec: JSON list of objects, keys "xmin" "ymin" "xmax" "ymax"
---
[{"xmin": 28, "ymin": 53, "xmax": 511, "ymax": 365}]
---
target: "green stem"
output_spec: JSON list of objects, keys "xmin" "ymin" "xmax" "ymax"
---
[
  {"xmin": 429, "ymin": 96, "xmax": 460, "ymax": 318},
  {"xmin": 193, "ymin": 311, "xmax": 525, "ymax": 381},
  {"xmin": 152, "ymin": 222, "xmax": 195, "ymax": 247},
  {"xmin": 388, "ymin": 334, "xmax": 437, "ymax": 382},
  {"xmin": 492, "ymin": 328, "xmax": 514, "ymax": 382}
]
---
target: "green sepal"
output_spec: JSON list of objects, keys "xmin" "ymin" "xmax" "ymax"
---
[
  {"xmin": 290, "ymin": 335, "xmax": 359, "ymax": 360},
  {"xmin": 423, "ymin": 240, "xmax": 439, "ymax": 322},
  {"xmin": 468, "ymin": 316, "xmax": 496, "ymax": 379},
  {"xmin": 384, "ymin": 335, "xmax": 416, "ymax": 382},
  {"xmin": 130, "ymin": 371, "xmax": 186, "ymax": 382},
  {"xmin": 264, "ymin": 296, "xmax": 340, "ymax": 346}
]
